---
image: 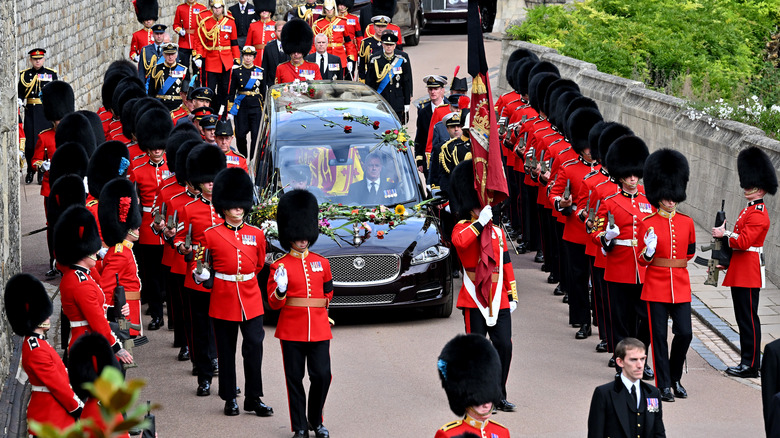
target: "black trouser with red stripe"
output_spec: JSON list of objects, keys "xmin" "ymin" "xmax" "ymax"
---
[
  {"xmin": 212, "ymin": 315, "xmax": 265, "ymax": 401},
  {"xmin": 646, "ymin": 301, "xmax": 692, "ymax": 389},
  {"xmin": 187, "ymin": 288, "xmax": 217, "ymax": 384},
  {"xmin": 135, "ymin": 243, "xmax": 165, "ymax": 319},
  {"xmin": 589, "ymin": 259, "xmax": 612, "ymax": 349},
  {"xmin": 166, "ymin": 270, "xmax": 187, "ymax": 348},
  {"xmin": 281, "ymin": 340, "xmax": 331, "ymax": 432},
  {"xmin": 564, "ymin": 240, "xmax": 590, "ymax": 325},
  {"xmin": 731, "ymin": 286, "xmax": 762, "ymax": 368},
  {"xmin": 464, "ymin": 308, "xmax": 512, "ymax": 398},
  {"xmin": 206, "ymin": 67, "xmax": 231, "ymax": 114},
  {"xmin": 606, "ymin": 281, "xmax": 650, "ymax": 351}
]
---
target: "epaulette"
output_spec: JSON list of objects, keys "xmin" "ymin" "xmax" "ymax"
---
[
  {"xmin": 563, "ymin": 160, "xmax": 578, "ymax": 168},
  {"xmin": 533, "ymin": 126, "xmax": 549, "ymax": 134},
  {"xmin": 439, "ymin": 420, "xmax": 463, "ymax": 431},
  {"xmin": 133, "ymin": 153, "xmax": 147, "ymax": 161},
  {"xmin": 114, "ymin": 243, "xmax": 124, "ymax": 253},
  {"xmin": 20, "ymin": 67, "xmax": 31, "ymax": 74},
  {"xmin": 488, "ymin": 419, "xmax": 507, "ymax": 429},
  {"xmin": 559, "ymin": 146, "xmax": 571, "ymax": 153},
  {"xmin": 39, "ymin": 127, "xmax": 53, "ymax": 134},
  {"xmin": 27, "ymin": 337, "xmax": 40, "ymax": 350},
  {"xmin": 605, "ymin": 192, "xmax": 619, "ymax": 200},
  {"xmin": 47, "ymin": 67, "xmax": 58, "ymax": 73},
  {"xmin": 583, "ymin": 169, "xmax": 600, "ymax": 180},
  {"xmin": 205, "ymin": 223, "xmax": 220, "ymax": 232},
  {"xmin": 415, "ymin": 98, "xmax": 430, "ymax": 109},
  {"xmin": 75, "ymin": 270, "xmax": 88, "ymax": 282},
  {"xmin": 457, "ymin": 220, "xmax": 471, "ymax": 224},
  {"xmin": 86, "ymin": 199, "xmax": 99, "ymax": 207},
  {"xmin": 643, "ymin": 211, "xmax": 657, "ymax": 220},
  {"xmin": 757, "ymin": 204, "xmax": 765, "ymax": 211},
  {"xmin": 369, "ymin": 55, "xmax": 381, "ymax": 63}
]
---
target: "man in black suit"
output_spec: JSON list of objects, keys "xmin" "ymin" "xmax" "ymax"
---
[
  {"xmin": 588, "ymin": 338, "xmax": 666, "ymax": 438},
  {"xmin": 260, "ymin": 20, "xmax": 289, "ymax": 85},
  {"xmin": 229, "ymin": 0, "xmax": 258, "ymax": 48},
  {"xmin": 763, "ymin": 339, "xmax": 780, "ymax": 437},
  {"xmin": 348, "ymin": 152, "xmax": 397, "ymax": 205},
  {"xmin": 305, "ymin": 33, "xmax": 344, "ymax": 80}
]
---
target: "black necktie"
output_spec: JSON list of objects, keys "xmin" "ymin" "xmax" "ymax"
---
[
  {"xmin": 370, "ymin": 182, "xmax": 376, "ymax": 195},
  {"xmin": 320, "ymin": 55, "xmax": 326, "ymax": 77},
  {"xmin": 156, "ymin": 46, "xmax": 161, "ymax": 57},
  {"xmin": 631, "ymin": 385, "xmax": 638, "ymax": 409}
]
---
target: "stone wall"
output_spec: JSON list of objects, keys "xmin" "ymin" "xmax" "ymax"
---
[
  {"xmin": 493, "ymin": 0, "xmax": 576, "ymax": 33},
  {"xmin": 498, "ymin": 39, "xmax": 780, "ymax": 286}
]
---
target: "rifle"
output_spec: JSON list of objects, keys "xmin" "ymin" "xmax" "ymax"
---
[
  {"xmin": 524, "ymin": 146, "xmax": 535, "ymax": 173},
  {"xmin": 607, "ymin": 211, "xmax": 615, "ymax": 229},
  {"xmin": 695, "ymin": 199, "xmax": 732, "ymax": 286},
  {"xmin": 195, "ymin": 248, "xmax": 214, "ymax": 289},
  {"xmin": 153, "ymin": 203, "xmax": 166, "ymax": 226},
  {"xmin": 562, "ymin": 179, "xmax": 571, "ymax": 200},
  {"xmin": 539, "ymin": 151, "xmax": 549, "ymax": 173},
  {"xmin": 112, "ymin": 274, "xmax": 139, "ymax": 370},
  {"xmin": 183, "ymin": 224, "xmax": 194, "ymax": 262},
  {"xmin": 165, "ymin": 210, "xmax": 178, "ymax": 244}
]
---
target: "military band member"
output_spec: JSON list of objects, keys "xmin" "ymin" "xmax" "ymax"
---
[
  {"xmin": 215, "ymin": 120, "xmax": 249, "ymax": 172},
  {"xmin": 414, "ymin": 74, "xmax": 448, "ymax": 172},
  {"xmin": 229, "ymin": 0, "xmax": 257, "ymax": 49},
  {"xmin": 365, "ymin": 32, "xmax": 411, "ymax": 124},
  {"xmin": 637, "ymin": 149, "xmax": 695, "ymax": 402},
  {"xmin": 228, "ymin": 46, "xmax": 265, "ymax": 157},
  {"xmin": 245, "ymin": 0, "xmax": 277, "ymax": 65},
  {"xmin": 268, "ymin": 189, "xmax": 333, "ymax": 438},
  {"xmin": 295, "ymin": 0, "xmax": 323, "ymax": 26},
  {"xmin": 147, "ymin": 43, "xmax": 190, "ymax": 118},
  {"xmin": 5, "ymin": 274, "xmax": 84, "ymax": 435},
  {"xmin": 173, "ymin": 0, "xmax": 208, "ymax": 72},
  {"xmin": 138, "ymin": 24, "xmax": 169, "ymax": 84},
  {"xmin": 449, "ymin": 160, "xmax": 518, "ymax": 412},
  {"xmin": 276, "ymin": 19, "xmax": 322, "ymax": 83},
  {"xmin": 336, "ymin": 0, "xmax": 361, "ymax": 78},
  {"xmin": 435, "ymin": 334, "xmax": 510, "ymax": 438},
  {"xmin": 195, "ymin": 0, "xmax": 241, "ymax": 113},
  {"xmin": 19, "ymin": 48, "xmax": 57, "ymax": 184},
  {"xmin": 713, "ymin": 146, "xmax": 778, "ymax": 378},
  {"xmin": 130, "ymin": 0, "xmax": 159, "ymax": 62},
  {"xmin": 357, "ymin": 16, "xmax": 388, "ymax": 82}
]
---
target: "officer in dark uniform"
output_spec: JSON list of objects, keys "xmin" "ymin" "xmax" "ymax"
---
[
  {"xmin": 293, "ymin": 0, "xmax": 323, "ymax": 26},
  {"xmin": 229, "ymin": 0, "xmax": 258, "ymax": 49},
  {"xmin": 366, "ymin": 31, "xmax": 412, "ymax": 124},
  {"xmin": 356, "ymin": 15, "xmax": 388, "ymax": 82},
  {"xmin": 138, "ymin": 24, "xmax": 169, "ymax": 84},
  {"xmin": 147, "ymin": 43, "xmax": 190, "ymax": 113},
  {"xmin": 18, "ymin": 48, "xmax": 57, "ymax": 184},
  {"xmin": 414, "ymin": 74, "xmax": 448, "ymax": 173},
  {"xmin": 431, "ymin": 112, "xmax": 470, "ymax": 197},
  {"xmin": 228, "ymin": 46, "xmax": 265, "ymax": 158}
]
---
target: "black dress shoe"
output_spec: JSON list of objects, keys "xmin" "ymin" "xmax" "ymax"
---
[
  {"xmin": 608, "ymin": 357, "xmax": 616, "ymax": 368},
  {"xmin": 452, "ymin": 270, "xmax": 460, "ymax": 279},
  {"xmin": 534, "ymin": 251, "xmax": 544, "ymax": 263},
  {"xmin": 45, "ymin": 268, "xmax": 61, "ymax": 279},
  {"xmin": 562, "ymin": 293, "xmax": 568, "ymax": 303},
  {"xmin": 25, "ymin": 171, "xmax": 34, "ymax": 184},
  {"xmin": 147, "ymin": 316, "xmax": 164, "ymax": 331},
  {"xmin": 178, "ymin": 346, "xmax": 190, "ymax": 361},
  {"xmin": 553, "ymin": 285, "xmax": 565, "ymax": 296},
  {"xmin": 311, "ymin": 424, "xmax": 330, "ymax": 438},
  {"xmin": 673, "ymin": 381, "xmax": 687, "ymax": 398},
  {"xmin": 244, "ymin": 398, "xmax": 274, "ymax": 416},
  {"xmin": 516, "ymin": 241, "xmax": 527, "ymax": 254},
  {"xmin": 596, "ymin": 340, "xmax": 608, "ymax": 353},
  {"xmin": 547, "ymin": 273, "xmax": 558, "ymax": 284},
  {"xmin": 643, "ymin": 364, "xmax": 654, "ymax": 380},
  {"xmin": 196, "ymin": 381, "xmax": 211, "ymax": 396},
  {"xmin": 495, "ymin": 399, "xmax": 517, "ymax": 412},
  {"xmin": 726, "ymin": 364, "xmax": 759, "ymax": 378},
  {"xmin": 212, "ymin": 358, "xmax": 219, "ymax": 376},
  {"xmin": 660, "ymin": 387, "xmax": 675, "ymax": 402},
  {"xmin": 540, "ymin": 263, "xmax": 549, "ymax": 272},
  {"xmin": 224, "ymin": 399, "xmax": 240, "ymax": 416},
  {"xmin": 575, "ymin": 324, "xmax": 591, "ymax": 339},
  {"xmin": 292, "ymin": 431, "xmax": 308, "ymax": 438}
]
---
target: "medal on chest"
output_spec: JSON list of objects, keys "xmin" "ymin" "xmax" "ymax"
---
[
  {"xmin": 638, "ymin": 202, "xmax": 652, "ymax": 214},
  {"xmin": 242, "ymin": 234, "xmax": 257, "ymax": 246},
  {"xmin": 310, "ymin": 261, "xmax": 323, "ymax": 272}
]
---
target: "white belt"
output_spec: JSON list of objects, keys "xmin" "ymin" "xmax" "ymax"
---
[
  {"xmin": 747, "ymin": 246, "xmax": 763, "ymax": 253},
  {"xmin": 70, "ymin": 320, "xmax": 89, "ymax": 327},
  {"xmin": 215, "ymin": 272, "xmax": 255, "ymax": 282},
  {"xmin": 31, "ymin": 385, "xmax": 49, "ymax": 392},
  {"xmin": 142, "ymin": 207, "xmax": 153, "ymax": 213},
  {"xmin": 614, "ymin": 239, "xmax": 638, "ymax": 247}
]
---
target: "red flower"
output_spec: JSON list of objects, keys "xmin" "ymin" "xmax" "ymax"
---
[
  {"xmin": 393, "ymin": 129, "xmax": 399, "ymax": 134},
  {"xmin": 307, "ymin": 88, "xmax": 315, "ymax": 97},
  {"xmin": 373, "ymin": 121, "xmax": 381, "ymax": 129},
  {"xmin": 344, "ymin": 125, "xmax": 352, "ymax": 133},
  {"xmin": 389, "ymin": 221, "xmax": 395, "ymax": 227},
  {"xmin": 385, "ymin": 129, "xmax": 391, "ymax": 134},
  {"xmin": 376, "ymin": 230, "xmax": 385, "ymax": 239}
]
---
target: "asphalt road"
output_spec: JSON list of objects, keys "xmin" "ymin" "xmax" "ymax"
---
[{"xmin": 18, "ymin": 32, "xmax": 765, "ymax": 437}]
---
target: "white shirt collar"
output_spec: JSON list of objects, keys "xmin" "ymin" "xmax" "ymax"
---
[{"xmin": 619, "ymin": 373, "xmax": 640, "ymax": 407}]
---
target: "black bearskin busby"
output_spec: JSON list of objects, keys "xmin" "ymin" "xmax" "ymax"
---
[
  {"xmin": 371, "ymin": 0, "xmax": 397, "ymax": 17},
  {"xmin": 281, "ymin": 19, "xmax": 314, "ymax": 55},
  {"xmin": 336, "ymin": 0, "xmax": 354, "ymax": 9},
  {"xmin": 55, "ymin": 112, "xmax": 97, "ymax": 157},
  {"xmin": 544, "ymin": 79, "xmax": 579, "ymax": 123},
  {"xmin": 68, "ymin": 333, "xmax": 121, "ymax": 401},
  {"xmin": 256, "ymin": 0, "xmax": 276, "ymax": 12},
  {"xmin": 605, "ymin": 135, "xmax": 649, "ymax": 180},
  {"xmin": 87, "ymin": 141, "xmax": 131, "ymax": 199},
  {"xmin": 125, "ymin": 97, "xmax": 167, "ymax": 142},
  {"xmin": 135, "ymin": 0, "xmax": 159, "ymax": 23},
  {"xmin": 112, "ymin": 77, "xmax": 145, "ymax": 122},
  {"xmin": 42, "ymin": 81, "xmax": 74, "ymax": 122},
  {"xmin": 212, "ymin": 168, "xmax": 255, "ymax": 217},
  {"xmin": 4, "ymin": 274, "xmax": 53, "ymax": 337},
  {"xmin": 561, "ymin": 96, "xmax": 598, "ymax": 138},
  {"xmin": 176, "ymin": 140, "xmax": 204, "ymax": 186},
  {"xmin": 598, "ymin": 122, "xmax": 633, "ymax": 170},
  {"xmin": 166, "ymin": 124, "xmax": 202, "ymax": 176},
  {"xmin": 49, "ymin": 142, "xmax": 89, "ymax": 188},
  {"xmin": 99, "ymin": 178, "xmax": 142, "ymax": 246},
  {"xmin": 136, "ymin": 107, "xmax": 173, "ymax": 152},
  {"xmin": 567, "ymin": 107, "xmax": 603, "ymax": 154},
  {"xmin": 515, "ymin": 60, "xmax": 537, "ymax": 97},
  {"xmin": 738, "ymin": 146, "xmax": 778, "ymax": 195},
  {"xmin": 588, "ymin": 121, "xmax": 607, "ymax": 162},
  {"xmin": 53, "ymin": 205, "xmax": 102, "ymax": 266},
  {"xmin": 449, "ymin": 160, "xmax": 481, "ymax": 220},
  {"xmin": 506, "ymin": 49, "xmax": 538, "ymax": 89},
  {"xmin": 78, "ymin": 110, "xmax": 107, "ymax": 145},
  {"xmin": 437, "ymin": 334, "xmax": 503, "ymax": 417},
  {"xmin": 527, "ymin": 72, "xmax": 559, "ymax": 114},
  {"xmin": 528, "ymin": 61, "xmax": 560, "ymax": 83},
  {"xmin": 187, "ymin": 144, "xmax": 227, "ymax": 186},
  {"xmin": 102, "ymin": 60, "xmax": 138, "ymax": 111},
  {"xmin": 277, "ymin": 189, "xmax": 319, "ymax": 251},
  {"xmin": 550, "ymin": 90, "xmax": 580, "ymax": 130},
  {"xmin": 47, "ymin": 175, "xmax": 88, "ymax": 235},
  {"xmin": 644, "ymin": 149, "xmax": 689, "ymax": 207}
]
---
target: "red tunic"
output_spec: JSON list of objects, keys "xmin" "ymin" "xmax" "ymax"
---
[
  {"xmin": 312, "ymin": 16, "xmax": 349, "ymax": 67},
  {"xmin": 496, "ymin": 97, "xmax": 526, "ymax": 170},
  {"xmin": 174, "ymin": 1, "xmax": 208, "ymax": 51},
  {"xmin": 153, "ymin": 178, "xmax": 186, "ymax": 267},
  {"xmin": 549, "ymin": 156, "xmax": 599, "ymax": 245},
  {"xmin": 166, "ymin": 189, "xmax": 199, "ymax": 275},
  {"xmin": 723, "ymin": 199, "xmax": 771, "ymax": 288},
  {"xmin": 225, "ymin": 150, "xmax": 248, "ymax": 172},
  {"xmin": 577, "ymin": 169, "xmax": 610, "ymax": 257},
  {"xmin": 203, "ymin": 222, "xmax": 266, "ymax": 321},
  {"xmin": 638, "ymin": 210, "xmax": 696, "ymax": 303},
  {"xmin": 589, "ymin": 177, "xmax": 621, "ymax": 268},
  {"xmin": 22, "ymin": 334, "xmax": 82, "ymax": 435},
  {"xmin": 435, "ymin": 417, "xmax": 510, "ymax": 438},
  {"xmin": 100, "ymin": 241, "xmax": 143, "ymax": 335},
  {"xmin": 81, "ymin": 398, "xmax": 128, "ymax": 438},
  {"xmin": 129, "ymin": 28, "xmax": 154, "ymax": 60},
  {"xmin": 171, "ymin": 105, "xmax": 189, "ymax": 124},
  {"xmin": 59, "ymin": 265, "xmax": 121, "ymax": 350},
  {"xmin": 176, "ymin": 196, "xmax": 221, "ymax": 292},
  {"xmin": 426, "ymin": 104, "xmax": 453, "ymax": 158},
  {"xmin": 97, "ymin": 106, "xmax": 112, "ymax": 139},
  {"xmin": 275, "ymin": 61, "xmax": 323, "ymax": 83},
  {"xmin": 268, "ymin": 250, "xmax": 334, "ymax": 342},
  {"xmin": 129, "ymin": 159, "xmax": 170, "ymax": 245},
  {"xmin": 32, "ymin": 128, "xmax": 56, "ymax": 197},
  {"xmin": 451, "ymin": 220, "xmax": 517, "ymax": 310},
  {"xmin": 245, "ymin": 19, "xmax": 276, "ymax": 66},
  {"xmin": 196, "ymin": 14, "xmax": 241, "ymax": 73},
  {"xmin": 340, "ymin": 13, "xmax": 361, "ymax": 62}
]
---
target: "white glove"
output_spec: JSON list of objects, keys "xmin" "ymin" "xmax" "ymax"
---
[
  {"xmin": 477, "ymin": 205, "xmax": 493, "ymax": 226},
  {"xmin": 41, "ymin": 160, "xmax": 51, "ymax": 172},
  {"xmin": 132, "ymin": 54, "xmax": 140, "ymax": 62},
  {"xmin": 444, "ymin": 205, "xmax": 451, "ymax": 213},
  {"xmin": 193, "ymin": 268, "xmax": 210, "ymax": 283},
  {"xmin": 404, "ymin": 104, "xmax": 410, "ymax": 114},
  {"xmin": 601, "ymin": 247, "xmax": 607, "ymax": 256},
  {"xmin": 179, "ymin": 29, "xmax": 186, "ymax": 37},
  {"xmin": 194, "ymin": 59, "xmax": 202, "ymax": 68},
  {"xmin": 98, "ymin": 247, "xmax": 108, "ymax": 260},
  {"xmin": 17, "ymin": 98, "xmax": 24, "ymax": 108},
  {"xmin": 509, "ymin": 301, "xmax": 517, "ymax": 314},
  {"xmin": 644, "ymin": 229, "xmax": 657, "ymax": 258},
  {"xmin": 232, "ymin": 63, "xmax": 240, "ymax": 70},
  {"xmin": 274, "ymin": 266, "xmax": 288, "ymax": 293},
  {"xmin": 347, "ymin": 61, "xmax": 354, "ymax": 72},
  {"xmin": 226, "ymin": 114, "xmax": 234, "ymax": 122},
  {"xmin": 604, "ymin": 223, "xmax": 619, "ymax": 242}
]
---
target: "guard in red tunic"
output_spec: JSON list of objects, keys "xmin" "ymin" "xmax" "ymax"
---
[
  {"xmin": 268, "ymin": 189, "xmax": 333, "ymax": 438},
  {"xmin": 86, "ymin": 141, "xmax": 132, "ymax": 245},
  {"xmin": 449, "ymin": 160, "xmax": 518, "ymax": 413},
  {"xmin": 5, "ymin": 274, "xmax": 84, "ymax": 435},
  {"xmin": 129, "ymin": 0, "xmax": 158, "ymax": 62},
  {"xmin": 173, "ymin": 0, "xmax": 208, "ymax": 73},
  {"xmin": 637, "ymin": 149, "xmax": 695, "ymax": 402},
  {"xmin": 194, "ymin": 0, "xmax": 241, "ymax": 113},
  {"xmin": 193, "ymin": 168, "xmax": 274, "ymax": 417},
  {"xmin": 275, "ymin": 19, "xmax": 322, "ymax": 83},
  {"xmin": 435, "ymin": 334, "xmax": 510, "ymax": 438},
  {"xmin": 245, "ymin": 0, "xmax": 277, "ymax": 66},
  {"xmin": 337, "ymin": 0, "xmax": 361, "ymax": 78},
  {"xmin": 99, "ymin": 61, "xmax": 138, "ymax": 140},
  {"xmin": 713, "ymin": 146, "xmax": 777, "ymax": 378}
]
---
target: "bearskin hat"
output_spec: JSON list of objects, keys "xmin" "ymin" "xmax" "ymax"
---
[
  {"xmin": 567, "ymin": 107, "xmax": 603, "ymax": 154},
  {"xmin": 78, "ymin": 110, "xmax": 107, "ymax": 145},
  {"xmin": 588, "ymin": 121, "xmax": 607, "ymax": 162},
  {"xmin": 527, "ymin": 72, "xmax": 559, "ymax": 114},
  {"xmin": 528, "ymin": 61, "xmax": 560, "ymax": 82},
  {"xmin": 544, "ymin": 79, "xmax": 579, "ymax": 122},
  {"xmin": 112, "ymin": 77, "xmax": 145, "ymax": 121},
  {"xmin": 506, "ymin": 49, "xmax": 538, "ymax": 89},
  {"xmin": 277, "ymin": 189, "xmax": 319, "ymax": 251},
  {"xmin": 135, "ymin": 0, "xmax": 159, "ymax": 23},
  {"xmin": 87, "ymin": 141, "xmax": 131, "ymax": 199},
  {"xmin": 47, "ymin": 175, "xmax": 87, "ymax": 236},
  {"xmin": 68, "ymin": 333, "xmax": 121, "ymax": 401},
  {"xmin": 176, "ymin": 140, "xmax": 204, "ymax": 186},
  {"xmin": 42, "ymin": 81, "xmax": 75, "ymax": 122},
  {"xmin": 102, "ymin": 60, "xmax": 138, "ymax": 111},
  {"xmin": 136, "ymin": 107, "xmax": 173, "ymax": 152},
  {"xmin": 55, "ymin": 112, "xmax": 97, "ymax": 157},
  {"xmin": 598, "ymin": 123, "xmax": 633, "ymax": 170},
  {"xmin": 561, "ymin": 96, "xmax": 598, "ymax": 138},
  {"xmin": 124, "ymin": 97, "xmax": 167, "ymax": 142},
  {"xmin": 166, "ymin": 124, "xmax": 202, "ymax": 176},
  {"xmin": 281, "ymin": 19, "xmax": 314, "ymax": 55},
  {"xmin": 187, "ymin": 144, "xmax": 226, "ymax": 186},
  {"xmin": 4, "ymin": 274, "xmax": 53, "ymax": 337},
  {"xmin": 449, "ymin": 160, "xmax": 481, "ymax": 220},
  {"xmin": 212, "ymin": 168, "xmax": 255, "ymax": 217},
  {"xmin": 550, "ymin": 90, "xmax": 580, "ymax": 130},
  {"xmin": 437, "ymin": 334, "xmax": 503, "ymax": 417},
  {"xmin": 54, "ymin": 205, "xmax": 102, "ymax": 266},
  {"xmin": 515, "ymin": 60, "xmax": 538, "ymax": 96},
  {"xmin": 738, "ymin": 146, "xmax": 778, "ymax": 195},
  {"xmin": 256, "ymin": 0, "xmax": 276, "ymax": 12},
  {"xmin": 371, "ymin": 0, "xmax": 397, "ymax": 16},
  {"xmin": 644, "ymin": 149, "xmax": 689, "ymax": 207},
  {"xmin": 605, "ymin": 135, "xmax": 649, "ymax": 180},
  {"xmin": 49, "ymin": 142, "xmax": 89, "ymax": 188},
  {"xmin": 99, "ymin": 178, "xmax": 142, "ymax": 246}
]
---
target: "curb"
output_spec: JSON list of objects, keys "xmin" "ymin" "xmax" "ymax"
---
[{"xmin": 690, "ymin": 294, "xmax": 742, "ymax": 370}]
